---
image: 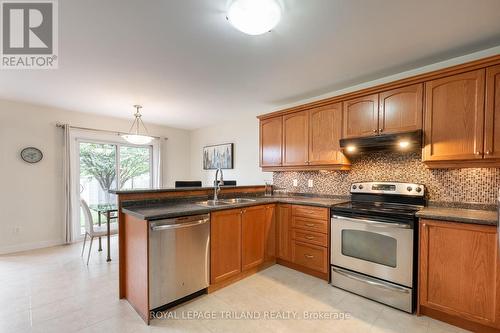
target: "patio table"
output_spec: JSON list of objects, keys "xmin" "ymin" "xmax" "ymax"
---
[{"xmin": 89, "ymin": 203, "xmax": 118, "ymax": 262}]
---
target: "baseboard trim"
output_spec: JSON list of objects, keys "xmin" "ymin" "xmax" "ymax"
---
[{"xmin": 0, "ymin": 239, "xmax": 64, "ymax": 255}]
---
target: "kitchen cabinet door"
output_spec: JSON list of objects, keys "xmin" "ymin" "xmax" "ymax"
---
[
  {"xmin": 342, "ymin": 94, "xmax": 379, "ymax": 138},
  {"xmin": 260, "ymin": 117, "xmax": 283, "ymax": 167},
  {"xmin": 419, "ymin": 219, "xmax": 499, "ymax": 329},
  {"xmin": 276, "ymin": 204, "xmax": 292, "ymax": 261},
  {"xmin": 378, "ymin": 84, "xmax": 423, "ymax": 134},
  {"xmin": 423, "ymin": 70, "xmax": 485, "ymax": 162},
  {"xmin": 308, "ymin": 103, "xmax": 350, "ymax": 166},
  {"xmin": 241, "ymin": 206, "xmax": 267, "ymax": 271},
  {"xmin": 283, "ymin": 111, "xmax": 309, "ymax": 166},
  {"xmin": 485, "ymin": 65, "xmax": 500, "ymax": 159},
  {"xmin": 210, "ymin": 209, "xmax": 242, "ymax": 284},
  {"xmin": 264, "ymin": 205, "xmax": 276, "ymax": 261}
]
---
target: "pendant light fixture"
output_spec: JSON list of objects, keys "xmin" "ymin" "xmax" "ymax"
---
[
  {"xmin": 121, "ymin": 105, "xmax": 154, "ymax": 145},
  {"xmin": 227, "ymin": 0, "xmax": 282, "ymax": 36}
]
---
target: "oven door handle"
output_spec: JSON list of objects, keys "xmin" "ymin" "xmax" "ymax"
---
[
  {"xmin": 331, "ymin": 215, "xmax": 411, "ymax": 229},
  {"xmin": 332, "ymin": 267, "xmax": 410, "ymax": 294}
]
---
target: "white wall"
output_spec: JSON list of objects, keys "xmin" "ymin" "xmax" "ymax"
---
[
  {"xmin": 0, "ymin": 99, "xmax": 191, "ymax": 254},
  {"xmin": 188, "ymin": 46, "xmax": 500, "ymax": 188},
  {"xmin": 190, "ymin": 115, "xmax": 272, "ymax": 187}
]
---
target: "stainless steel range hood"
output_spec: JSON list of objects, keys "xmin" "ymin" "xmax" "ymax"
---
[{"xmin": 339, "ymin": 130, "xmax": 422, "ymax": 154}]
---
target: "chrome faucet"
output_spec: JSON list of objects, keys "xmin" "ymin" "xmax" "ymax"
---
[{"xmin": 214, "ymin": 168, "xmax": 224, "ymax": 201}]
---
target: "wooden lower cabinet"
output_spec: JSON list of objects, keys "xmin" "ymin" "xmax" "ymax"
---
[
  {"xmin": 211, "ymin": 204, "xmax": 329, "ymax": 287},
  {"xmin": 419, "ymin": 219, "xmax": 500, "ymax": 332},
  {"xmin": 210, "ymin": 209, "xmax": 242, "ymax": 284},
  {"xmin": 277, "ymin": 204, "xmax": 329, "ymax": 279},
  {"xmin": 292, "ymin": 241, "xmax": 328, "ymax": 274},
  {"xmin": 210, "ymin": 205, "xmax": 276, "ymax": 287},
  {"xmin": 264, "ymin": 205, "xmax": 276, "ymax": 261},
  {"xmin": 242, "ymin": 205, "xmax": 267, "ymax": 271},
  {"xmin": 276, "ymin": 204, "xmax": 292, "ymax": 261}
]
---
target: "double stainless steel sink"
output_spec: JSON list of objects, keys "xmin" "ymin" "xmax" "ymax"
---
[{"xmin": 196, "ymin": 198, "xmax": 256, "ymax": 207}]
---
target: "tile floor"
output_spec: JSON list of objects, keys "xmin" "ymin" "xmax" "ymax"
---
[{"xmin": 0, "ymin": 239, "xmax": 470, "ymax": 333}]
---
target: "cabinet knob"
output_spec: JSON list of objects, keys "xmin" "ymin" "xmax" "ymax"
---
[
  {"xmin": 379, "ymin": 129, "xmax": 383, "ymax": 133},
  {"xmin": 486, "ymin": 151, "xmax": 491, "ymax": 155},
  {"xmin": 373, "ymin": 129, "xmax": 378, "ymax": 133},
  {"xmin": 475, "ymin": 151, "xmax": 481, "ymax": 155}
]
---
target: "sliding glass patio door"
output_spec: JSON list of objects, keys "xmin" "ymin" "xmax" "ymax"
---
[{"xmin": 78, "ymin": 141, "xmax": 152, "ymax": 235}]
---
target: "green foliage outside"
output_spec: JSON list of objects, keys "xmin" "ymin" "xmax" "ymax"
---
[{"xmin": 79, "ymin": 143, "xmax": 150, "ymax": 192}]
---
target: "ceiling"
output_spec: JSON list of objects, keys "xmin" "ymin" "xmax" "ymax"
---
[{"xmin": 2, "ymin": 0, "xmax": 500, "ymax": 129}]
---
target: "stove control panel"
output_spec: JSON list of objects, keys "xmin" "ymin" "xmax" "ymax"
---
[{"xmin": 351, "ymin": 182, "xmax": 425, "ymax": 197}]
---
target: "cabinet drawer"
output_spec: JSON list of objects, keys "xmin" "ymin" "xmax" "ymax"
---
[
  {"xmin": 293, "ymin": 241, "xmax": 328, "ymax": 273},
  {"xmin": 292, "ymin": 216, "xmax": 328, "ymax": 234},
  {"xmin": 292, "ymin": 229, "xmax": 327, "ymax": 247},
  {"xmin": 292, "ymin": 205, "xmax": 329, "ymax": 220}
]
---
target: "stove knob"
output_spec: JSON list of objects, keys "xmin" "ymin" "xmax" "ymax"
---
[
  {"xmin": 352, "ymin": 185, "xmax": 357, "ymax": 190},
  {"xmin": 407, "ymin": 186, "xmax": 413, "ymax": 192},
  {"xmin": 359, "ymin": 185, "xmax": 364, "ymax": 190},
  {"xmin": 416, "ymin": 187, "xmax": 422, "ymax": 193}
]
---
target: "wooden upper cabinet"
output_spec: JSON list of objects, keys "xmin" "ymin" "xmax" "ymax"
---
[
  {"xmin": 423, "ymin": 69, "xmax": 486, "ymax": 162},
  {"xmin": 343, "ymin": 94, "xmax": 379, "ymax": 138},
  {"xmin": 485, "ymin": 65, "xmax": 500, "ymax": 159},
  {"xmin": 308, "ymin": 103, "xmax": 349, "ymax": 165},
  {"xmin": 419, "ymin": 219, "xmax": 499, "ymax": 329},
  {"xmin": 260, "ymin": 117, "xmax": 282, "ymax": 167},
  {"xmin": 379, "ymin": 84, "xmax": 423, "ymax": 134},
  {"xmin": 210, "ymin": 209, "xmax": 242, "ymax": 284},
  {"xmin": 276, "ymin": 204, "xmax": 292, "ymax": 261},
  {"xmin": 283, "ymin": 111, "xmax": 309, "ymax": 166},
  {"xmin": 241, "ymin": 206, "xmax": 267, "ymax": 271}
]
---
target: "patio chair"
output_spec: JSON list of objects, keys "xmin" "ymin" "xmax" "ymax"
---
[{"xmin": 80, "ymin": 199, "xmax": 118, "ymax": 265}]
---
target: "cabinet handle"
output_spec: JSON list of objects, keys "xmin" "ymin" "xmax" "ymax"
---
[
  {"xmin": 378, "ymin": 129, "xmax": 383, "ymax": 133},
  {"xmin": 304, "ymin": 254, "xmax": 314, "ymax": 259},
  {"xmin": 305, "ymin": 223, "xmax": 315, "ymax": 227},
  {"xmin": 372, "ymin": 129, "xmax": 377, "ymax": 133},
  {"xmin": 486, "ymin": 151, "xmax": 491, "ymax": 155},
  {"xmin": 475, "ymin": 151, "xmax": 481, "ymax": 155},
  {"xmin": 305, "ymin": 235, "xmax": 315, "ymax": 240}
]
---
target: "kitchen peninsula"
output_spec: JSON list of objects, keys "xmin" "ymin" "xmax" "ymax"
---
[{"xmin": 112, "ymin": 185, "xmax": 348, "ymax": 324}]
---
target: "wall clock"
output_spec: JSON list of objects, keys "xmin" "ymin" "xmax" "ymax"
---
[{"xmin": 20, "ymin": 147, "xmax": 43, "ymax": 163}]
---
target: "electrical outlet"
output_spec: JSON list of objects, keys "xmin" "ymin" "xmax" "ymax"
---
[
  {"xmin": 293, "ymin": 179, "xmax": 298, "ymax": 187},
  {"xmin": 308, "ymin": 179, "xmax": 314, "ymax": 188}
]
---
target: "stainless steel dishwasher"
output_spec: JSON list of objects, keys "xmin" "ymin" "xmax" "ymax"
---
[{"xmin": 149, "ymin": 214, "xmax": 210, "ymax": 310}]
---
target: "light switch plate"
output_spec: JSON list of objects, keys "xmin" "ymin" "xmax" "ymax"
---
[
  {"xmin": 293, "ymin": 179, "xmax": 298, "ymax": 187},
  {"xmin": 308, "ymin": 179, "xmax": 314, "ymax": 187}
]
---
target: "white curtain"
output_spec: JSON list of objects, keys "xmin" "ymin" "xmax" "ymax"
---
[
  {"xmin": 156, "ymin": 137, "xmax": 164, "ymax": 187},
  {"xmin": 62, "ymin": 124, "xmax": 74, "ymax": 243}
]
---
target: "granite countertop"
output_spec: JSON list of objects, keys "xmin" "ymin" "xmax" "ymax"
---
[
  {"xmin": 416, "ymin": 206, "xmax": 498, "ymax": 226},
  {"xmin": 122, "ymin": 196, "xmax": 349, "ymax": 221}
]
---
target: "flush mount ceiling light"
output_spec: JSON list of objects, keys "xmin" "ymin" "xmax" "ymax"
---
[
  {"xmin": 227, "ymin": 0, "xmax": 282, "ymax": 35},
  {"xmin": 121, "ymin": 105, "xmax": 154, "ymax": 145}
]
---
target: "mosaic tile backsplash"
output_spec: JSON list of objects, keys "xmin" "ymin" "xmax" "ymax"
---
[{"xmin": 273, "ymin": 152, "xmax": 500, "ymax": 204}]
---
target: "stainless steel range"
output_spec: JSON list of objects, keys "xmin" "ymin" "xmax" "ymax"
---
[{"xmin": 330, "ymin": 181, "xmax": 425, "ymax": 313}]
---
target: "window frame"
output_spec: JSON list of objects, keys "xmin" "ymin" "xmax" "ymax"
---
[{"xmin": 70, "ymin": 129, "xmax": 159, "ymax": 239}]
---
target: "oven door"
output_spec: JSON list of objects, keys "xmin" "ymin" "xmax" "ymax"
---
[{"xmin": 331, "ymin": 214, "xmax": 413, "ymax": 287}]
